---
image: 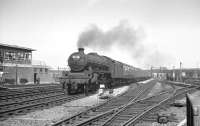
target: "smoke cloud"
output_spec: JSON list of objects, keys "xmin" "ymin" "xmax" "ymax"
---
[
  {"xmin": 77, "ymin": 21, "xmax": 174, "ymax": 68},
  {"xmin": 77, "ymin": 21, "xmax": 145, "ymax": 58}
]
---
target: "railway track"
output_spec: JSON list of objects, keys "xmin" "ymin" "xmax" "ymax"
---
[
  {"xmin": 119, "ymin": 85, "xmax": 199, "ymax": 126},
  {"xmin": 0, "ymin": 84, "xmax": 62, "ymax": 98},
  {"xmin": 0, "ymin": 92, "xmax": 64, "ymax": 110},
  {"xmin": 2, "ymin": 83, "xmax": 60, "ymax": 89},
  {"xmin": 100, "ymin": 90, "xmax": 173, "ymax": 126},
  {"xmin": 52, "ymin": 80, "xmax": 161, "ymax": 126},
  {"xmin": 161, "ymin": 80, "xmax": 192, "ymax": 88},
  {"xmin": 0, "ymin": 92, "xmax": 86, "ymax": 120},
  {"xmin": 52, "ymin": 81, "xmax": 199, "ymax": 126},
  {"xmin": 0, "ymin": 85, "xmax": 63, "ymax": 105},
  {"xmin": 0, "ymin": 84, "xmax": 87, "ymax": 120},
  {"xmin": 70, "ymin": 85, "xmax": 198, "ymax": 126},
  {"xmin": 0, "ymin": 87, "xmax": 63, "ymax": 103},
  {"xmin": 73, "ymin": 90, "xmax": 172, "ymax": 126}
]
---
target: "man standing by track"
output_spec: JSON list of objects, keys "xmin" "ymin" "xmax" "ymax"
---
[
  {"xmin": 62, "ymin": 82, "xmax": 67, "ymax": 94},
  {"xmin": 84, "ymin": 82, "xmax": 89, "ymax": 96}
]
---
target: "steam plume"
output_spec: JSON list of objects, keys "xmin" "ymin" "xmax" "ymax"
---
[
  {"xmin": 77, "ymin": 21, "xmax": 174, "ymax": 68},
  {"xmin": 77, "ymin": 21, "xmax": 145, "ymax": 58}
]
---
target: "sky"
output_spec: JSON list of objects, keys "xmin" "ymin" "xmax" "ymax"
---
[{"xmin": 0, "ymin": 0, "xmax": 200, "ymax": 69}]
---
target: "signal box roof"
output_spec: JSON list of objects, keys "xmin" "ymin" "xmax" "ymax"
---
[{"xmin": 0, "ymin": 43, "xmax": 35, "ymax": 52}]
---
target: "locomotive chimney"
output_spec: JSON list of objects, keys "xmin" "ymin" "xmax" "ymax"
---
[{"xmin": 78, "ymin": 48, "xmax": 84, "ymax": 54}]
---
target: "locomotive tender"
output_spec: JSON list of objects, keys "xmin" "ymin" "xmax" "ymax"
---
[{"xmin": 60, "ymin": 48, "xmax": 150, "ymax": 94}]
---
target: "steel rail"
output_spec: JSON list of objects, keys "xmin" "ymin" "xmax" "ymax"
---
[
  {"xmin": 0, "ymin": 94, "xmax": 86, "ymax": 119},
  {"xmin": 122, "ymin": 86, "xmax": 199, "ymax": 126},
  {"xmin": 100, "ymin": 90, "xmax": 173, "ymax": 126},
  {"xmin": 74, "ymin": 85, "xmax": 197, "ymax": 126},
  {"xmin": 0, "ymin": 92, "xmax": 65, "ymax": 111},
  {"xmin": 0, "ymin": 86, "xmax": 62, "ymax": 98},
  {"xmin": 52, "ymin": 80, "xmax": 158, "ymax": 126},
  {"xmin": 0, "ymin": 88, "xmax": 63, "ymax": 102},
  {"xmin": 74, "ymin": 89, "xmax": 173, "ymax": 126}
]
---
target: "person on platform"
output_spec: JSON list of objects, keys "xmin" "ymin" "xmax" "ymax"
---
[{"xmin": 62, "ymin": 82, "xmax": 67, "ymax": 94}]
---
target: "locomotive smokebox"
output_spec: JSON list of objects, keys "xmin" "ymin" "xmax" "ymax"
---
[{"xmin": 78, "ymin": 48, "xmax": 84, "ymax": 54}]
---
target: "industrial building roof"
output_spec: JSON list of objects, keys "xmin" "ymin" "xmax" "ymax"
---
[{"xmin": 0, "ymin": 43, "xmax": 35, "ymax": 51}]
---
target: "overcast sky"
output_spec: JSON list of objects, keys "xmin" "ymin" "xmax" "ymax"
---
[{"xmin": 0, "ymin": 0, "xmax": 200, "ymax": 69}]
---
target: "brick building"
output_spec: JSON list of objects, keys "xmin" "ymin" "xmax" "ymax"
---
[{"xmin": 0, "ymin": 43, "xmax": 57, "ymax": 84}]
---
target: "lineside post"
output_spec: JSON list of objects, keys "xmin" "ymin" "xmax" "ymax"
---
[{"xmin": 186, "ymin": 94, "xmax": 194, "ymax": 126}]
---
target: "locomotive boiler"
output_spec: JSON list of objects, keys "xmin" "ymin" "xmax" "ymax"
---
[{"xmin": 60, "ymin": 48, "xmax": 150, "ymax": 94}]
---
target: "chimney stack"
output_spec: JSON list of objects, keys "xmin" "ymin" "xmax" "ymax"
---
[{"xmin": 78, "ymin": 48, "xmax": 84, "ymax": 54}]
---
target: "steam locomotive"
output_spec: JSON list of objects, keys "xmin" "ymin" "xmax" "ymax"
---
[{"xmin": 60, "ymin": 48, "xmax": 150, "ymax": 94}]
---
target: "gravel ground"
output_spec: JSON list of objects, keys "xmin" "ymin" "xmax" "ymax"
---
[
  {"xmin": 136, "ymin": 122, "xmax": 178, "ymax": 126},
  {"xmin": 139, "ymin": 86, "xmax": 200, "ymax": 126},
  {"xmin": 0, "ymin": 85, "xmax": 130, "ymax": 126},
  {"xmin": 134, "ymin": 81, "xmax": 184, "ymax": 126},
  {"xmin": 138, "ymin": 78, "xmax": 154, "ymax": 84},
  {"xmin": 147, "ymin": 81, "xmax": 173, "ymax": 97}
]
